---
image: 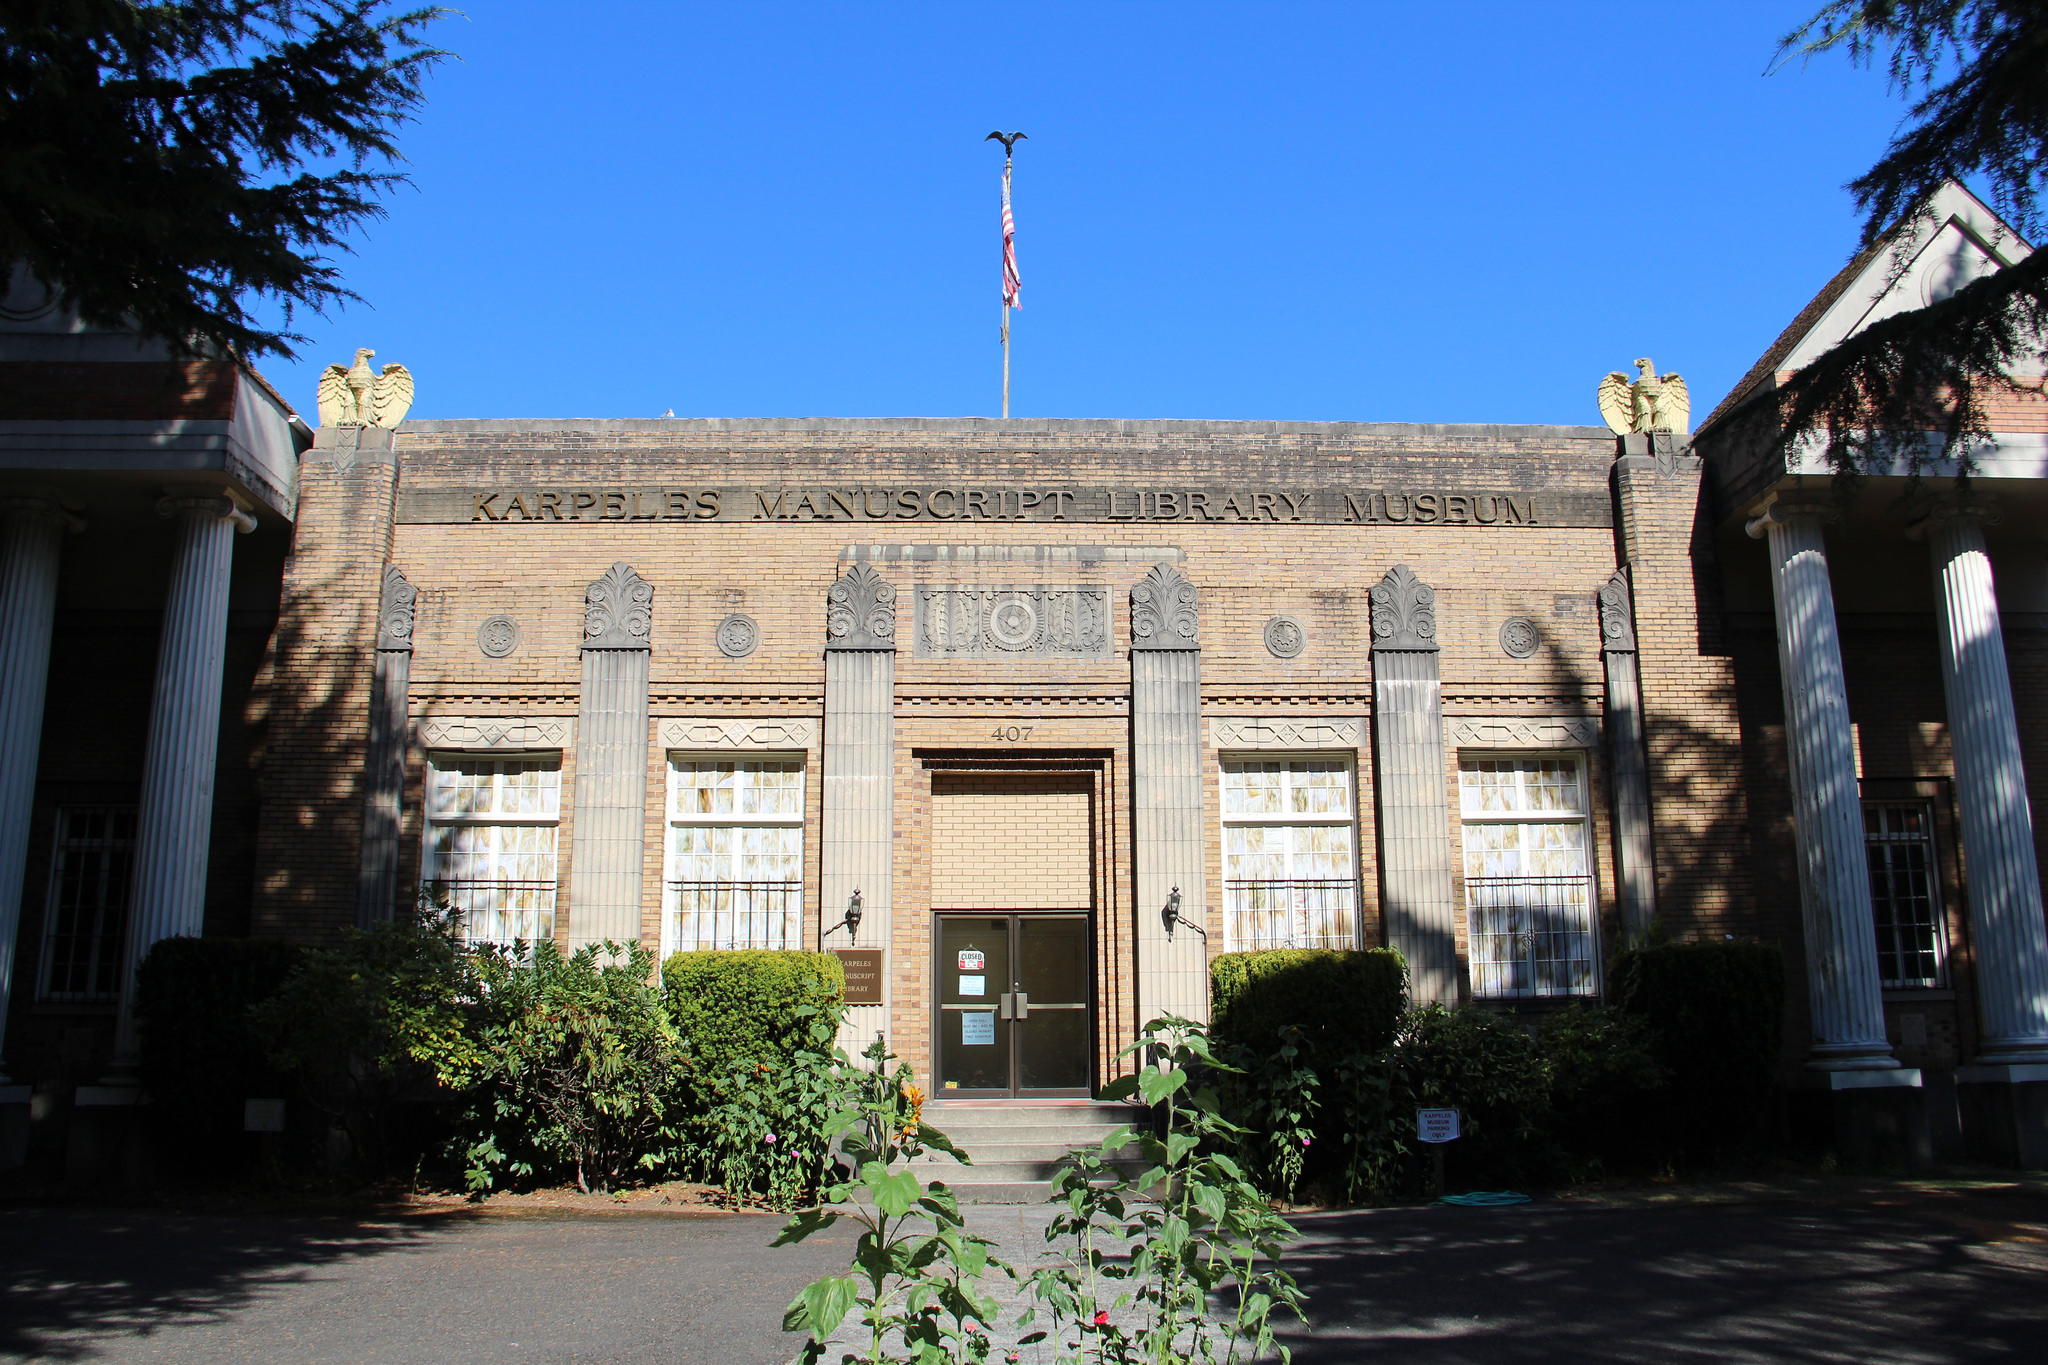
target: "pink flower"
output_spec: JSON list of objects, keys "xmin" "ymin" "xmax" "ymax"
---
[
  {"xmin": 1093, "ymin": 1310, "xmax": 1110, "ymax": 1326},
  {"xmin": 764, "ymin": 1133, "xmax": 778, "ymax": 1144}
]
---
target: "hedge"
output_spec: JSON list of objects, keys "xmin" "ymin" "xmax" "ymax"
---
[
  {"xmin": 1210, "ymin": 948, "xmax": 1408, "ymax": 1064},
  {"xmin": 662, "ymin": 949, "xmax": 845, "ymax": 1091},
  {"xmin": 135, "ymin": 935, "xmax": 306, "ymax": 1167},
  {"xmin": 1612, "ymin": 940, "xmax": 1785, "ymax": 1158}
]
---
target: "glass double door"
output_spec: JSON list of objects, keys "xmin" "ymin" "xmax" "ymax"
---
[{"xmin": 936, "ymin": 913, "xmax": 1092, "ymax": 1097}]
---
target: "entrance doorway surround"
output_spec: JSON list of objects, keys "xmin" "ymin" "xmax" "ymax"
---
[{"xmin": 924, "ymin": 759, "xmax": 1114, "ymax": 1098}]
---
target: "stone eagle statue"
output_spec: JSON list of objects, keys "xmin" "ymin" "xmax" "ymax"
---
[
  {"xmin": 1597, "ymin": 358, "xmax": 1689, "ymax": 436},
  {"xmin": 316, "ymin": 348, "xmax": 414, "ymax": 429}
]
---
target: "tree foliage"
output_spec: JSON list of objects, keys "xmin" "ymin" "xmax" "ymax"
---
[
  {"xmin": 0, "ymin": 0, "xmax": 447, "ymax": 359},
  {"xmin": 1736, "ymin": 1, "xmax": 2048, "ymax": 477}
]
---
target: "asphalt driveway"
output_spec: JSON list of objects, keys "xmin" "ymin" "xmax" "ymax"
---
[{"xmin": 2, "ymin": 1187, "xmax": 2044, "ymax": 1363}]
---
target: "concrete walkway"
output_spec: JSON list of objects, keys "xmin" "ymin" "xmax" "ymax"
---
[{"xmin": 3, "ymin": 1188, "xmax": 2045, "ymax": 1363}]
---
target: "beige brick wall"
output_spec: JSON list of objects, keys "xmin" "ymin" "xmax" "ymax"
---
[{"xmin": 930, "ymin": 775, "xmax": 1093, "ymax": 909}]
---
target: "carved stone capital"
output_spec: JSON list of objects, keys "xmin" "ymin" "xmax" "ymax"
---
[
  {"xmin": 1370, "ymin": 564, "xmax": 1438, "ymax": 651},
  {"xmin": 0, "ymin": 495, "xmax": 84, "ymax": 534},
  {"xmin": 1909, "ymin": 492, "xmax": 2002, "ymax": 540},
  {"xmin": 582, "ymin": 562, "xmax": 654, "ymax": 649},
  {"xmin": 1130, "ymin": 564, "xmax": 1199, "ymax": 650},
  {"xmin": 1598, "ymin": 567, "xmax": 1637, "ymax": 652},
  {"xmin": 376, "ymin": 565, "xmax": 417, "ymax": 652},
  {"xmin": 156, "ymin": 494, "xmax": 255, "ymax": 534},
  {"xmin": 1744, "ymin": 494, "xmax": 1838, "ymax": 540},
  {"xmin": 825, "ymin": 563, "xmax": 898, "ymax": 650}
]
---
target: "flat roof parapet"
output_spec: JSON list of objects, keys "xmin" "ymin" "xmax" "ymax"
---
[{"xmin": 396, "ymin": 416, "xmax": 1617, "ymax": 440}]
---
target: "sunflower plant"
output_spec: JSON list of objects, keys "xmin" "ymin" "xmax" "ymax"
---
[{"xmin": 777, "ymin": 1036, "xmax": 1010, "ymax": 1364}]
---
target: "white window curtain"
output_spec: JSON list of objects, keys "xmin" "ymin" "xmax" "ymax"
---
[
  {"xmin": 1459, "ymin": 755, "xmax": 1596, "ymax": 998},
  {"xmin": 422, "ymin": 755, "xmax": 561, "ymax": 946},
  {"xmin": 664, "ymin": 757, "xmax": 805, "ymax": 952},
  {"xmin": 1220, "ymin": 758, "xmax": 1359, "ymax": 950}
]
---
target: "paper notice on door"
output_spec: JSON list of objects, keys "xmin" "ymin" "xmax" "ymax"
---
[
  {"xmin": 958, "ymin": 974, "xmax": 986, "ymax": 997},
  {"xmin": 961, "ymin": 1011, "xmax": 996, "ymax": 1046},
  {"xmin": 957, "ymin": 950, "xmax": 985, "ymax": 971}
]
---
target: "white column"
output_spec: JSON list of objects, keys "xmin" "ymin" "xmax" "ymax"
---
[
  {"xmin": 110, "ymin": 494, "xmax": 255, "ymax": 1070},
  {"xmin": 0, "ymin": 498, "xmax": 81, "ymax": 1083},
  {"xmin": 1747, "ymin": 498, "xmax": 1896, "ymax": 1070},
  {"xmin": 1924, "ymin": 499, "xmax": 2048, "ymax": 1064}
]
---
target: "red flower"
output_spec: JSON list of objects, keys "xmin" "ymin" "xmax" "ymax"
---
[{"xmin": 1093, "ymin": 1310, "xmax": 1110, "ymax": 1326}]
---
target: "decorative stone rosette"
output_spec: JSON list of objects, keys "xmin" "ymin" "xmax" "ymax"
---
[
  {"xmin": 1370, "ymin": 564, "xmax": 1438, "ymax": 650},
  {"xmin": 477, "ymin": 614, "xmax": 520, "ymax": 658},
  {"xmin": 825, "ymin": 564, "xmax": 897, "ymax": 649},
  {"xmin": 1263, "ymin": 615, "xmax": 1306, "ymax": 659},
  {"xmin": 1498, "ymin": 616, "xmax": 1540, "ymax": 659},
  {"xmin": 715, "ymin": 613, "xmax": 760, "ymax": 658},
  {"xmin": 583, "ymin": 562, "xmax": 654, "ymax": 649},
  {"xmin": 1130, "ymin": 564, "xmax": 1199, "ymax": 649}
]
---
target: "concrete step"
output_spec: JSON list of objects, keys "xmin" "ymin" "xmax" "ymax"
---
[
  {"xmin": 915, "ymin": 1140, "xmax": 1142, "ymax": 1165},
  {"xmin": 912, "ymin": 1103, "xmax": 1151, "ymax": 1201}
]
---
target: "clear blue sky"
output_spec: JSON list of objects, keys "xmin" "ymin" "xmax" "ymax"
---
[{"xmin": 255, "ymin": 1, "xmax": 1927, "ymax": 426}]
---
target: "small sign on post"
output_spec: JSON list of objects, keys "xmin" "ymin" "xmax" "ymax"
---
[
  {"xmin": 1416, "ymin": 1108, "xmax": 1461, "ymax": 1144},
  {"xmin": 244, "ymin": 1098, "xmax": 287, "ymax": 1133}
]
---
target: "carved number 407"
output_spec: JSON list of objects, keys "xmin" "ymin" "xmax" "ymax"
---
[{"xmin": 992, "ymin": 725, "xmax": 1033, "ymax": 742}]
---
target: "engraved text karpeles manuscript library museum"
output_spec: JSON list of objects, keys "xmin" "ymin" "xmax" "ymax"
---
[{"xmin": 3, "ymin": 181, "xmax": 2047, "ymax": 1169}]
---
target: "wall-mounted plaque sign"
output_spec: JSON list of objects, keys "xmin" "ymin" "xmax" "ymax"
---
[{"xmin": 835, "ymin": 949, "xmax": 884, "ymax": 1006}]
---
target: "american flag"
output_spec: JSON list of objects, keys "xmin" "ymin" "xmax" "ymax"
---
[{"xmin": 1001, "ymin": 163, "xmax": 1021, "ymax": 309}]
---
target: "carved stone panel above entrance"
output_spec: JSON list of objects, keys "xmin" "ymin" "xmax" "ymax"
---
[{"xmin": 913, "ymin": 586, "xmax": 1111, "ymax": 659}]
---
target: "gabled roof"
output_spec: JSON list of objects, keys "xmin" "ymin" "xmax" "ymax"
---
[{"xmin": 1697, "ymin": 180, "xmax": 2034, "ymax": 434}]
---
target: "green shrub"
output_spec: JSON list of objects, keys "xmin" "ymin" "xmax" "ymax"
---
[
  {"xmin": 662, "ymin": 949, "xmax": 844, "ymax": 1092},
  {"xmin": 456, "ymin": 940, "xmax": 683, "ymax": 1194},
  {"xmin": 254, "ymin": 905, "xmax": 483, "ymax": 1173},
  {"xmin": 1538, "ymin": 1004, "xmax": 1667, "ymax": 1171},
  {"xmin": 1210, "ymin": 948, "xmax": 1407, "ymax": 1067},
  {"xmin": 136, "ymin": 935, "xmax": 305, "ymax": 1170},
  {"xmin": 1612, "ymin": 941, "xmax": 1785, "ymax": 1160}
]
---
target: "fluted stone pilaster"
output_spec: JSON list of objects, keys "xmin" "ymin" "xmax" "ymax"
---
[
  {"xmin": 0, "ymin": 498, "xmax": 79, "ymax": 1081},
  {"xmin": 1924, "ymin": 500, "xmax": 2048, "ymax": 1063},
  {"xmin": 1129, "ymin": 565, "xmax": 1208, "ymax": 1027},
  {"xmin": 1371, "ymin": 565, "xmax": 1457, "ymax": 1004},
  {"xmin": 570, "ymin": 563, "xmax": 654, "ymax": 953},
  {"xmin": 112, "ymin": 495, "xmax": 254, "ymax": 1069},
  {"xmin": 823, "ymin": 565, "xmax": 897, "ymax": 1047},
  {"xmin": 1132, "ymin": 646, "xmax": 1208, "ymax": 1025},
  {"xmin": 1600, "ymin": 568, "xmax": 1658, "ymax": 944},
  {"xmin": 356, "ymin": 566, "xmax": 416, "ymax": 927},
  {"xmin": 1747, "ymin": 498, "xmax": 1894, "ymax": 1070}
]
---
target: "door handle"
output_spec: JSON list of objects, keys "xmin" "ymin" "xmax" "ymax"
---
[{"xmin": 997, "ymin": 991, "xmax": 1030, "ymax": 1020}]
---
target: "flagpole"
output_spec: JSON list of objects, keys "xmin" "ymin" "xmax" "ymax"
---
[{"xmin": 1002, "ymin": 154, "xmax": 1012, "ymax": 420}]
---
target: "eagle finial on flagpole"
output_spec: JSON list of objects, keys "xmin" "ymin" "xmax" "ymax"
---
[{"xmin": 987, "ymin": 132, "xmax": 1025, "ymax": 418}]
